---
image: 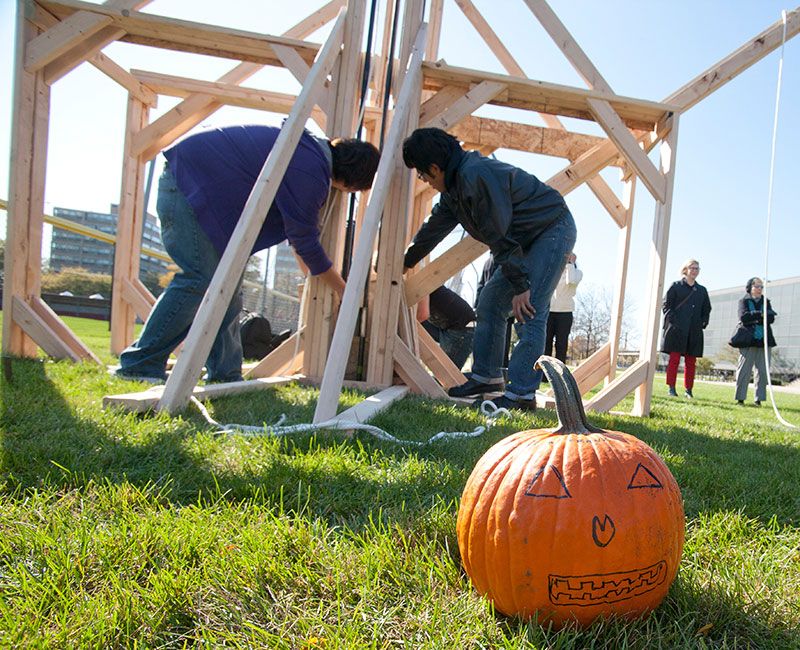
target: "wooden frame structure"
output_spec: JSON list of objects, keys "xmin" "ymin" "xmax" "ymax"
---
[{"xmin": 4, "ymin": 0, "xmax": 799, "ymax": 419}]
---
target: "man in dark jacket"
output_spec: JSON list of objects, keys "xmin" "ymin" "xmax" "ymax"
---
[
  {"xmin": 403, "ymin": 128, "xmax": 576, "ymax": 410},
  {"xmin": 116, "ymin": 125, "xmax": 379, "ymax": 383}
]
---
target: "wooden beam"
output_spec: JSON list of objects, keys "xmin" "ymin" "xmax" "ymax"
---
[
  {"xmin": 110, "ymin": 94, "xmax": 149, "ymax": 355},
  {"xmin": 416, "ymin": 321, "xmax": 467, "ymax": 389},
  {"xmin": 450, "ymin": 115, "xmax": 614, "ymax": 161},
  {"xmin": 422, "ymin": 62, "xmax": 676, "ymax": 131},
  {"xmin": 157, "ymin": 9, "xmax": 348, "ymax": 414},
  {"xmin": 585, "ymin": 360, "xmax": 648, "ymax": 413},
  {"xmin": 312, "ymin": 22, "xmax": 427, "ymax": 423},
  {"xmin": 29, "ymin": 296, "xmax": 101, "ymax": 362},
  {"xmin": 455, "ymin": 0, "xmax": 525, "ymax": 76},
  {"xmin": 634, "ymin": 118, "xmax": 680, "ymax": 417},
  {"xmin": 244, "ymin": 329, "xmax": 304, "ymax": 379},
  {"xmin": 587, "ymin": 98, "xmax": 666, "ymax": 202},
  {"xmin": 666, "ymin": 9, "xmax": 800, "ymax": 112},
  {"xmin": 393, "ymin": 336, "xmax": 447, "ymax": 398},
  {"xmin": 570, "ymin": 342, "xmax": 611, "ymax": 395},
  {"xmin": 324, "ymin": 385, "xmax": 410, "ymax": 425},
  {"xmin": 607, "ymin": 178, "xmax": 636, "ymax": 381},
  {"xmin": 25, "ymin": 10, "xmax": 111, "ymax": 72},
  {"xmin": 425, "ymin": 0, "xmax": 444, "ymax": 60},
  {"xmin": 129, "ymin": 70, "xmax": 329, "ymax": 130},
  {"xmin": 130, "ymin": 1, "xmax": 345, "ymax": 160},
  {"xmin": 12, "ymin": 297, "xmax": 79, "ymax": 361},
  {"xmin": 404, "ymin": 237, "xmax": 487, "ymax": 307},
  {"xmin": 3, "ymin": 10, "xmax": 49, "ymax": 359},
  {"xmin": 38, "ymin": 0, "xmax": 322, "ymax": 67},
  {"xmin": 120, "ymin": 277, "xmax": 154, "ymax": 323},
  {"xmin": 420, "ymin": 80, "xmax": 507, "ymax": 130},
  {"xmin": 303, "ymin": 0, "xmax": 367, "ymax": 382},
  {"xmin": 103, "ymin": 375, "xmax": 299, "ymax": 413}
]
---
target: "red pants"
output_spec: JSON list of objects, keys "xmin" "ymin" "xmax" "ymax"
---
[{"xmin": 666, "ymin": 352, "xmax": 696, "ymax": 389}]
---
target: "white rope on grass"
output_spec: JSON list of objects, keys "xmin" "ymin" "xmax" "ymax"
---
[
  {"xmin": 761, "ymin": 10, "xmax": 797, "ymax": 430},
  {"xmin": 190, "ymin": 397, "xmax": 512, "ymax": 446}
]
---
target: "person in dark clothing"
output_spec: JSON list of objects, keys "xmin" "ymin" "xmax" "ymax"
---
[
  {"xmin": 417, "ymin": 285, "xmax": 476, "ymax": 370},
  {"xmin": 117, "ymin": 125, "xmax": 379, "ymax": 383},
  {"xmin": 661, "ymin": 258, "xmax": 711, "ymax": 398},
  {"xmin": 402, "ymin": 128, "xmax": 576, "ymax": 411},
  {"xmin": 734, "ymin": 277, "xmax": 777, "ymax": 406}
]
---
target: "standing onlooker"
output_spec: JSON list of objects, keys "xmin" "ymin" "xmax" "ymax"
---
[
  {"xmin": 734, "ymin": 277, "xmax": 777, "ymax": 406},
  {"xmin": 545, "ymin": 251, "xmax": 582, "ymax": 363},
  {"xmin": 661, "ymin": 258, "xmax": 711, "ymax": 399}
]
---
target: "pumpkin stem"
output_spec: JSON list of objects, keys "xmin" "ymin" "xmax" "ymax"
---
[{"xmin": 535, "ymin": 356, "xmax": 603, "ymax": 434}]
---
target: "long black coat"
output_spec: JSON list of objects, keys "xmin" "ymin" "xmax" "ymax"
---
[{"xmin": 660, "ymin": 279, "xmax": 711, "ymax": 357}]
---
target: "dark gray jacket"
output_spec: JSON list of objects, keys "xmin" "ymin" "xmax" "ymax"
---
[{"xmin": 403, "ymin": 149, "xmax": 567, "ymax": 294}]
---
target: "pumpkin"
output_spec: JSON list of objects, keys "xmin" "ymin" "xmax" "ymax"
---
[{"xmin": 457, "ymin": 356, "xmax": 684, "ymax": 628}]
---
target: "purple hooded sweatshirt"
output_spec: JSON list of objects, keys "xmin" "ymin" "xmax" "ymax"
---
[{"xmin": 164, "ymin": 125, "xmax": 333, "ymax": 275}]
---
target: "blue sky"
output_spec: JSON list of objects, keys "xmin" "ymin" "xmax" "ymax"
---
[{"xmin": 1, "ymin": 1, "xmax": 798, "ymax": 332}]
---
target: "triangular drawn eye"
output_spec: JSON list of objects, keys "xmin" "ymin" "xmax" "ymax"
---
[
  {"xmin": 525, "ymin": 465, "xmax": 572, "ymax": 498},
  {"xmin": 628, "ymin": 463, "xmax": 663, "ymax": 489}
]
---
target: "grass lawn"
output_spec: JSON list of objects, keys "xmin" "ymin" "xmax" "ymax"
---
[{"xmin": 1, "ymin": 315, "xmax": 799, "ymax": 648}]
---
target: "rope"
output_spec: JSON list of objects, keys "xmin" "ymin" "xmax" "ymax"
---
[
  {"xmin": 189, "ymin": 396, "xmax": 511, "ymax": 446},
  {"xmin": 761, "ymin": 11, "xmax": 797, "ymax": 429}
]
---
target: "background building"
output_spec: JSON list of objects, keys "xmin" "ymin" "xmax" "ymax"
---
[
  {"xmin": 50, "ymin": 204, "xmax": 168, "ymax": 279},
  {"xmin": 704, "ymin": 276, "xmax": 800, "ymax": 376}
]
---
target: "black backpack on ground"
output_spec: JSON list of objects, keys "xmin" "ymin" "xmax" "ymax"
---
[{"xmin": 239, "ymin": 311, "xmax": 273, "ymax": 360}]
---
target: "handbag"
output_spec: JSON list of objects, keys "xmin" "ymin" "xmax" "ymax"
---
[{"xmin": 728, "ymin": 322, "xmax": 754, "ymax": 349}]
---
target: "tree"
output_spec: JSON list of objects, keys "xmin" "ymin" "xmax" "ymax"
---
[{"xmin": 570, "ymin": 284, "xmax": 637, "ymax": 361}]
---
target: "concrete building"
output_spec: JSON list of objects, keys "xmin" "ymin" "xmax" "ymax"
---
[
  {"xmin": 50, "ymin": 204, "xmax": 168, "ymax": 279},
  {"xmin": 704, "ymin": 276, "xmax": 800, "ymax": 375}
]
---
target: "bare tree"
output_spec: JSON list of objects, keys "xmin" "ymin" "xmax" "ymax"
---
[{"xmin": 570, "ymin": 284, "xmax": 637, "ymax": 361}]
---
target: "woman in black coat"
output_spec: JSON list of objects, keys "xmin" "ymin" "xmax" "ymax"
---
[
  {"xmin": 661, "ymin": 258, "xmax": 711, "ymax": 398},
  {"xmin": 734, "ymin": 277, "xmax": 777, "ymax": 406}
]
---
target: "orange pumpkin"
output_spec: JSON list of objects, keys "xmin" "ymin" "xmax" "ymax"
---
[{"xmin": 457, "ymin": 356, "xmax": 684, "ymax": 628}]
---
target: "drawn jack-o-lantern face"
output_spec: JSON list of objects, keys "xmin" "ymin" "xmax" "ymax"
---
[{"xmin": 457, "ymin": 358, "xmax": 685, "ymax": 628}]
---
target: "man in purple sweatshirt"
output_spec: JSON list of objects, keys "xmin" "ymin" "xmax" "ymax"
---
[{"xmin": 116, "ymin": 125, "xmax": 380, "ymax": 383}]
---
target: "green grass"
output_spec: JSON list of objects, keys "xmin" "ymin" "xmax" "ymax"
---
[{"xmin": 1, "ymin": 316, "xmax": 800, "ymax": 648}]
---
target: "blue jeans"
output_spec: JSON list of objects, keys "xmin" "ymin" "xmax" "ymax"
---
[
  {"xmin": 422, "ymin": 321, "xmax": 474, "ymax": 371},
  {"xmin": 471, "ymin": 209, "xmax": 577, "ymax": 400},
  {"xmin": 118, "ymin": 167, "xmax": 244, "ymax": 382}
]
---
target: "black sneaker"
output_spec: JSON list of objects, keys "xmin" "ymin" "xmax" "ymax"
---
[
  {"xmin": 448, "ymin": 377, "xmax": 505, "ymax": 398},
  {"xmin": 472, "ymin": 394, "xmax": 536, "ymax": 412},
  {"xmin": 685, "ymin": 389, "xmax": 693, "ymax": 399},
  {"xmin": 736, "ymin": 400, "xmax": 745, "ymax": 405},
  {"xmin": 667, "ymin": 386, "xmax": 678, "ymax": 397},
  {"xmin": 754, "ymin": 400, "xmax": 761, "ymax": 407}
]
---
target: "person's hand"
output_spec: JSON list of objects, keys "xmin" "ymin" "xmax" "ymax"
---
[{"xmin": 512, "ymin": 290, "xmax": 535, "ymax": 322}]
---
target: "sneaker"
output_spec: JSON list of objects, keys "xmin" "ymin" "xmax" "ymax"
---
[
  {"xmin": 684, "ymin": 389, "xmax": 693, "ymax": 399},
  {"xmin": 754, "ymin": 400, "xmax": 761, "ymax": 407},
  {"xmin": 448, "ymin": 376, "xmax": 505, "ymax": 398},
  {"xmin": 736, "ymin": 400, "xmax": 745, "ymax": 405},
  {"xmin": 472, "ymin": 394, "xmax": 536, "ymax": 412},
  {"xmin": 667, "ymin": 386, "xmax": 678, "ymax": 397}
]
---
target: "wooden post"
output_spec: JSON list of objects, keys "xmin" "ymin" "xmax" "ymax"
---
[
  {"xmin": 606, "ymin": 176, "xmax": 636, "ymax": 384},
  {"xmin": 302, "ymin": 0, "xmax": 367, "ymax": 381},
  {"xmin": 4, "ymin": 2, "xmax": 50, "ymax": 359},
  {"xmin": 110, "ymin": 94, "xmax": 150, "ymax": 354},
  {"xmin": 313, "ymin": 22, "xmax": 428, "ymax": 423},
  {"xmin": 157, "ymin": 9, "xmax": 349, "ymax": 414},
  {"xmin": 634, "ymin": 116, "xmax": 679, "ymax": 416}
]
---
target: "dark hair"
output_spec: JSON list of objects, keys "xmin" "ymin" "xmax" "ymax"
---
[
  {"xmin": 402, "ymin": 128, "xmax": 462, "ymax": 174},
  {"xmin": 745, "ymin": 277, "xmax": 763, "ymax": 294},
  {"xmin": 330, "ymin": 138, "xmax": 380, "ymax": 191}
]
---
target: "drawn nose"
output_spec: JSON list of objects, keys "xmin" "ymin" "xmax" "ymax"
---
[{"xmin": 592, "ymin": 514, "xmax": 616, "ymax": 547}]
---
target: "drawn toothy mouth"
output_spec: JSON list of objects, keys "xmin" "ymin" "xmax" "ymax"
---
[{"xmin": 548, "ymin": 561, "xmax": 667, "ymax": 606}]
